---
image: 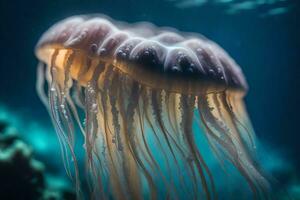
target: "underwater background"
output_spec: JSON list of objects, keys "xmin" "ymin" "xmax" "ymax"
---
[{"xmin": 0, "ymin": 0, "xmax": 299, "ymax": 199}]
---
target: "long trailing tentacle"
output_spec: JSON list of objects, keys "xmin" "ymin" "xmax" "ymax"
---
[
  {"xmin": 39, "ymin": 49, "xmax": 268, "ymax": 200},
  {"xmin": 198, "ymin": 91, "xmax": 269, "ymax": 199},
  {"xmin": 47, "ymin": 49, "xmax": 82, "ymax": 198}
]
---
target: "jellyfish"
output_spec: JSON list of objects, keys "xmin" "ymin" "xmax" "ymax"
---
[{"xmin": 35, "ymin": 15, "xmax": 269, "ymax": 199}]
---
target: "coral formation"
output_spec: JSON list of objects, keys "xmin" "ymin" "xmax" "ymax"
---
[{"xmin": 0, "ymin": 120, "xmax": 75, "ymax": 200}]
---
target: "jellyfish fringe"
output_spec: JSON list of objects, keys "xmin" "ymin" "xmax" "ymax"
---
[{"xmin": 37, "ymin": 49, "xmax": 269, "ymax": 200}]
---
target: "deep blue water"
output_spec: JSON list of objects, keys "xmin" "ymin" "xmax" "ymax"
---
[{"xmin": 0, "ymin": 0, "xmax": 299, "ymax": 199}]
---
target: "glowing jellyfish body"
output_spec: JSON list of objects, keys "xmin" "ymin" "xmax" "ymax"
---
[{"xmin": 35, "ymin": 15, "xmax": 268, "ymax": 199}]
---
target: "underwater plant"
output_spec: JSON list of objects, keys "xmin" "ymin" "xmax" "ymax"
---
[{"xmin": 35, "ymin": 15, "xmax": 269, "ymax": 199}]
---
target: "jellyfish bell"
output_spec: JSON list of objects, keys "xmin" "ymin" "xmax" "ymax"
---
[{"xmin": 35, "ymin": 15, "xmax": 268, "ymax": 199}]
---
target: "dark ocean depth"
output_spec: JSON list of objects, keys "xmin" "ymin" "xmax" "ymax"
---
[{"xmin": 0, "ymin": 0, "xmax": 299, "ymax": 199}]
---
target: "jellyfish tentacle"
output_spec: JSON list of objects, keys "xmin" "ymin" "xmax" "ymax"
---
[
  {"xmin": 198, "ymin": 92, "xmax": 269, "ymax": 199},
  {"xmin": 201, "ymin": 92, "xmax": 253, "ymax": 190},
  {"xmin": 218, "ymin": 92, "xmax": 252, "ymax": 156},
  {"xmin": 168, "ymin": 93, "xmax": 201, "ymax": 198},
  {"xmin": 85, "ymin": 61, "xmax": 105, "ymax": 153},
  {"xmin": 49, "ymin": 50, "xmax": 73, "ymax": 178},
  {"xmin": 201, "ymin": 93, "xmax": 238, "ymax": 153},
  {"xmin": 61, "ymin": 52, "xmax": 84, "ymax": 135},
  {"xmin": 200, "ymin": 93, "xmax": 242, "ymax": 160},
  {"xmin": 136, "ymin": 101, "xmax": 157, "ymax": 170},
  {"xmin": 219, "ymin": 91, "xmax": 270, "ymax": 198},
  {"xmin": 49, "ymin": 82, "xmax": 72, "ymax": 178},
  {"xmin": 130, "ymin": 87, "xmax": 168, "ymax": 188},
  {"xmin": 36, "ymin": 62, "xmax": 50, "ymax": 110},
  {"xmin": 43, "ymin": 51, "xmax": 268, "ymax": 200},
  {"xmin": 143, "ymin": 90, "xmax": 179, "ymax": 199},
  {"xmin": 59, "ymin": 51, "xmax": 76, "ymax": 145},
  {"xmin": 142, "ymin": 88, "xmax": 174, "ymax": 172},
  {"xmin": 194, "ymin": 115, "xmax": 228, "ymax": 174},
  {"xmin": 150, "ymin": 90, "xmax": 183, "ymax": 196},
  {"xmin": 100, "ymin": 65, "xmax": 114, "ymax": 136},
  {"xmin": 160, "ymin": 91, "xmax": 200, "ymax": 199},
  {"xmin": 48, "ymin": 49, "xmax": 82, "ymax": 198},
  {"xmin": 135, "ymin": 96, "xmax": 172, "ymax": 188},
  {"xmin": 151, "ymin": 90, "xmax": 179, "ymax": 163},
  {"xmin": 73, "ymin": 83, "xmax": 85, "ymax": 109},
  {"xmin": 165, "ymin": 92, "xmax": 180, "ymax": 138},
  {"xmin": 62, "ymin": 50, "xmax": 75, "ymax": 93},
  {"xmin": 97, "ymin": 66, "xmax": 127, "ymax": 200},
  {"xmin": 180, "ymin": 94, "xmax": 216, "ymax": 200},
  {"xmin": 195, "ymin": 95, "xmax": 231, "ymax": 175},
  {"xmin": 109, "ymin": 72, "xmax": 138, "ymax": 200},
  {"xmin": 216, "ymin": 92, "xmax": 259, "ymax": 189},
  {"xmin": 108, "ymin": 72, "xmax": 122, "ymax": 151},
  {"xmin": 59, "ymin": 56, "xmax": 107, "ymax": 199},
  {"xmin": 149, "ymin": 91, "xmax": 197, "ymax": 199},
  {"xmin": 169, "ymin": 93, "xmax": 182, "ymax": 138},
  {"xmin": 117, "ymin": 81, "xmax": 157, "ymax": 200},
  {"xmin": 65, "ymin": 92, "xmax": 85, "ymax": 136},
  {"xmin": 226, "ymin": 92, "xmax": 256, "ymax": 151},
  {"xmin": 84, "ymin": 61, "xmax": 107, "ymax": 197}
]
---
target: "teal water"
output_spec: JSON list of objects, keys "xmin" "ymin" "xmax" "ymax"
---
[{"xmin": 0, "ymin": 0, "xmax": 299, "ymax": 199}]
